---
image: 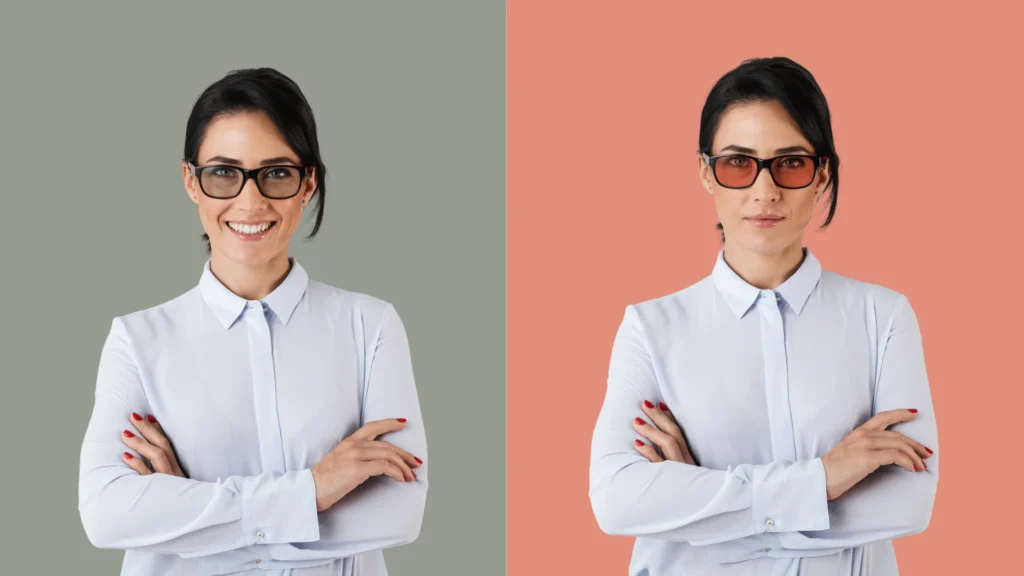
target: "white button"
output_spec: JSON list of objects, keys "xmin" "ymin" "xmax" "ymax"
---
[
  {"xmin": 763, "ymin": 547, "xmax": 771, "ymax": 553},
  {"xmin": 254, "ymin": 560, "xmax": 261, "ymax": 565},
  {"xmin": 256, "ymin": 530, "xmax": 264, "ymax": 539},
  {"xmin": 766, "ymin": 518, "xmax": 774, "ymax": 527}
]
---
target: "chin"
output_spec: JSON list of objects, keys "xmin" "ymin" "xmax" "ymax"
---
[{"xmin": 735, "ymin": 231, "xmax": 795, "ymax": 256}]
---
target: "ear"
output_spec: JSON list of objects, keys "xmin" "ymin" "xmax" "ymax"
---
[
  {"xmin": 182, "ymin": 162, "xmax": 200, "ymax": 205},
  {"xmin": 302, "ymin": 167, "xmax": 317, "ymax": 206},
  {"xmin": 697, "ymin": 155, "xmax": 715, "ymax": 195},
  {"xmin": 815, "ymin": 158, "xmax": 830, "ymax": 197}
]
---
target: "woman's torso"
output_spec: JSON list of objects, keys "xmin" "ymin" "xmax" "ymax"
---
[{"xmin": 627, "ymin": 254, "xmax": 904, "ymax": 576}]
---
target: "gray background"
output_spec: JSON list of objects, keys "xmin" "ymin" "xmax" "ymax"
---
[{"xmin": 0, "ymin": 1, "xmax": 505, "ymax": 573}]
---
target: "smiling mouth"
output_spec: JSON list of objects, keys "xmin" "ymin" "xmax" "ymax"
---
[{"xmin": 225, "ymin": 221, "xmax": 277, "ymax": 235}]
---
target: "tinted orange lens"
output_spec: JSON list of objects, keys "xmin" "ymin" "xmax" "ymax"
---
[
  {"xmin": 713, "ymin": 156, "xmax": 757, "ymax": 187},
  {"xmin": 771, "ymin": 156, "xmax": 815, "ymax": 188}
]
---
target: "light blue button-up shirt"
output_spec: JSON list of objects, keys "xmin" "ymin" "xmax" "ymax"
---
[
  {"xmin": 590, "ymin": 248, "xmax": 938, "ymax": 576},
  {"xmin": 78, "ymin": 259, "xmax": 427, "ymax": 575}
]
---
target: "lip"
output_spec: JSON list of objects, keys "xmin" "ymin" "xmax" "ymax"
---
[
  {"xmin": 225, "ymin": 220, "xmax": 277, "ymax": 241},
  {"xmin": 744, "ymin": 215, "xmax": 784, "ymax": 229}
]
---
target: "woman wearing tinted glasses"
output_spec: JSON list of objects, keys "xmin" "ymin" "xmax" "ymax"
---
[
  {"xmin": 78, "ymin": 68, "xmax": 427, "ymax": 575},
  {"xmin": 590, "ymin": 57, "xmax": 937, "ymax": 575}
]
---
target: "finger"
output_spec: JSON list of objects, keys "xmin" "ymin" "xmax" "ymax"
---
[
  {"xmin": 872, "ymin": 430, "xmax": 933, "ymax": 460},
  {"xmin": 359, "ymin": 448, "xmax": 416, "ymax": 481},
  {"xmin": 351, "ymin": 418, "xmax": 408, "ymax": 441},
  {"xmin": 634, "ymin": 439, "xmax": 663, "ymax": 462},
  {"xmin": 122, "ymin": 451, "xmax": 152, "ymax": 475},
  {"xmin": 633, "ymin": 417, "xmax": 683, "ymax": 461},
  {"xmin": 129, "ymin": 412, "xmax": 174, "ymax": 456},
  {"xmin": 862, "ymin": 409, "xmax": 919, "ymax": 431},
  {"xmin": 368, "ymin": 459, "xmax": 408, "ymax": 483},
  {"xmin": 361, "ymin": 440, "xmax": 423, "ymax": 468},
  {"xmin": 122, "ymin": 429, "xmax": 173, "ymax": 474},
  {"xmin": 641, "ymin": 400, "xmax": 686, "ymax": 448},
  {"xmin": 866, "ymin": 436, "xmax": 925, "ymax": 471},
  {"xmin": 877, "ymin": 448, "xmax": 917, "ymax": 473}
]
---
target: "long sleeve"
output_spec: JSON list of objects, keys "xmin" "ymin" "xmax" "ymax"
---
[
  {"xmin": 78, "ymin": 317, "xmax": 321, "ymax": 558},
  {"xmin": 589, "ymin": 305, "xmax": 831, "ymax": 545},
  {"xmin": 777, "ymin": 295, "xmax": 938, "ymax": 552},
  {"xmin": 273, "ymin": 303, "xmax": 428, "ymax": 562}
]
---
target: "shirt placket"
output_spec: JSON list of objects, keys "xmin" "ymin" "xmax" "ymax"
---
[
  {"xmin": 244, "ymin": 301, "xmax": 287, "ymax": 570},
  {"xmin": 758, "ymin": 290, "xmax": 800, "ymax": 576}
]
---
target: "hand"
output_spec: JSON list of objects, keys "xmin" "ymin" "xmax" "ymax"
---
[
  {"xmin": 121, "ymin": 412, "xmax": 186, "ymax": 478},
  {"xmin": 632, "ymin": 400, "xmax": 697, "ymax": 465},
  {"xmin": 309, "ymin": 418, "xmax": 424, "ymax": 512},
  {"xmin": 821, "ymin": 409, "xmax": 933, "ymax": 501}
]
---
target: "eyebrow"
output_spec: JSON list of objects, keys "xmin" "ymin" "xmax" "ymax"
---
[
  {"xmin": 201, "ymin": 155, "xmax": 301, "ymax": 166},
  {"xmin": 717, "ymin": 144, "xmax": 814, "ymax": 155}
]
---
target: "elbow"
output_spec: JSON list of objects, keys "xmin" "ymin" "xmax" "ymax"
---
[
  {"xmin": 589, "ymin": 484, "xmax": 631, "ymax": 537},
  {"xmin": 79, "ymin": 499, "xmax": 121, "ymax": 550},
  {"xmin": 395, "ymin": 481, "xmax": 428, "ymax": 546}
]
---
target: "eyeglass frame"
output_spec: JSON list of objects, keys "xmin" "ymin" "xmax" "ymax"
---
[
  {"xmin": 186, "ymin": 162, "xmax": 315, "ymax": 199},
  {"xmin": 700, "ymin": 152, "xmax": 827, "ymax": 190}
]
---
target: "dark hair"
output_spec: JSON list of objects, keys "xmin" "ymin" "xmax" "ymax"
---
[
  {"xmin": 698, "ymin": 57, "xmax": 839, "ymax": 243},
  {"xmin": 183, "ymin": 67, "xmax": 327, "ymax": 253}
]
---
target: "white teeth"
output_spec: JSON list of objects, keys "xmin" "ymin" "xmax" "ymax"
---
[{"xmin": 227, "ymin": 222, "xmax": 272, "ymax": 235}]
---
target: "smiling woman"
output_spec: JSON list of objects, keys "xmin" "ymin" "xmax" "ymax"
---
[{"xmin": 78, "ymin": 68, "xmax": 428, "ymax": 576}]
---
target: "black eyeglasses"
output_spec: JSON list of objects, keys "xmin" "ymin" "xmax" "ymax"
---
[
  {"xmin": 188, "ymin": 163, "xmax": 313, "ymax": 199},
  {"xmin": 701, "ymin": 152, "xmax": 824, "ymax": 190}
]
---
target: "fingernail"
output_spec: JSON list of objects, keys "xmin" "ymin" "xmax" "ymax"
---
[
  {"xmin": 414, "ymin": 457, "xmax": 423, "ymax": 464},
  {"xmin": 634, "ymin": 417, "xmax": 645, "ymax": 425},
  {"xmin": 123, "ymin": 430, "xmax": 135, "ymax": 438},
  {"xmin": 147, "ymin": 414, "xmax": 157, "ymax": 424},
  {"xmin": 123, "ymin": 452, "xmax": 134, "ymax": 460},
  {"xmin": 397, "ymin": 418, "xmax": 407, "ymax": 423},
  {"xmin": 658, "ymin": 402, "xmax": 669, "ymax": 411},
  {"xmin": 925, "ymin": 447, "xmax": 933, "ymax": 455},
  {"xmin": 643, "ymin": 400, "xmax": 655, "ymax": 409},
  {"xmin": 132, "ymin": 412, "xmax": 143, "ymax": 421},
  {"xmin": 634, "ymin": 439, "xmax": 644, "ymax": 447},
  {"xmin": 413, "ymin": 471, "xmax": 417, "ymax": 479},
  {"xmin": 923, "ymin": 462, "xmax": 928, "ymax": 470},
  {"xmin": 908, "ymin": 408, "xmax": 918, "ymax": 413}
]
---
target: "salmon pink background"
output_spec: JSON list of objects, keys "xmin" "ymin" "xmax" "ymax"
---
[{"xmin": 508, "ymin": 2, "xmax": 1023, "ymax": 573}]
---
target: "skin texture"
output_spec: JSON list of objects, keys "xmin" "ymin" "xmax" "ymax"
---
[
  {"xmin": 633, "ymin": 100, "xmax": 933, "ymax": 501},
  {"xmin": 119, "ymin": 110, "xmax": 423, "ymax": 509}
]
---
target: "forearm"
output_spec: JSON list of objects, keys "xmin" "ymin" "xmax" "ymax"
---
[
  {"xmin": 590, "ymin": 442, "xmax": 830, "ymax": 544},
  {"xmin": 78, "ymin": 444, "xmax": 320, "ymax": 557},
  {"xmin": 269, "ymin": 473, "xmax": 428, "ymax": 562}
]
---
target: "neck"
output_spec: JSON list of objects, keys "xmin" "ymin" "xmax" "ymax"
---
[
  {"xmin": 209, "ymin": 250, "xmax": 292, "ymax": 301},
  {"xmin": 722, "ymin": 240, "xmax": 805, "ymax": 290}
]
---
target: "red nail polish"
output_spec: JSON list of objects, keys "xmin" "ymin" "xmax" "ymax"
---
[
  {"xmin": 124, "ymin": 452, "xmax": 134, "ymax": 460},
  {"xmin": 123, "ymin": 430, "xmax": 135, "ymax": 438},
  {"xmin": 634, "ymin": 417, "xmax": 645, "ymax": 425},
  {"xmin": 658, "ymin": 402, "xmax": 669, "ymax": 411},
  {"xmin": 643, "ymin": 400, "xmax": 655, "ymax": 409},
  {"xmin": 923, "ymin": 462, "xmax": 928, "ymax": 469},
  {"xmin": 925, "ymin": 447, "xmax": 933, "ymax": 455},
  {"xmin": 132, "ymin": 412, "xmax": 143, "ymax": 421},
  {"xmin": 414, "ymin": 457, "xmax": 423, "ymax": 464},
  {"xmin": 908, "ymin": 408, "xmax": 918, "ymax": 413},
  {"xmin": 413, "ymin": 471, "xmax": 417, "ymax": 479},
  {"xmin": 634, "ymin": 439, "xmax": 644, "ymax": 447},
  {"xmin": 147, "ymin": 414, "xmax": 157, "ymax": 424},
  {"xmin": 397, "ymin": 418, "xmax": 407, "ymax": 423}
]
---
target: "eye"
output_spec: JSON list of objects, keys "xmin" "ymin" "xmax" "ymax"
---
[
  {"xmin": 780, "ymin": 157, "xmax": 809, "ymax": 169},
  {"xmin": 726, "ymin": 156, "xmax": 752, "ymax": 168},
  {"xmin": 266, "ymin": 167, "xmax": 294, "ymax": 179},
  {"xmin": 210, "ymin": 167, "xmax": 237, "ymax": 178}
]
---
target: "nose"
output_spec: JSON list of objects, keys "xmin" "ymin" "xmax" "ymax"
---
[
  {"xmin": 235, "ymin": 177, "xmax": 269, "ymax": 213},
  {"xmin": 749, "ymin": 165, "xmax": 780, "ymax": 204}
]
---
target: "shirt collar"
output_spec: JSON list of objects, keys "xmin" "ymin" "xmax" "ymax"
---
[
  {"xmin": 711, "ymin": 247, "xmax": 822, "ymax": 318},
  {"xmin": 198, "ymin": 258, "xmax": 309, "ymax": 329}
]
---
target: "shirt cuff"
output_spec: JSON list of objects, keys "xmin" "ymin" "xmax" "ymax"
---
[
  {"xmin": 751, "ymin": 458, "xmax": 830, "ymax": 534},
  {"xmin": 242, "ymin": 469, "xmax": 321, "ymax": 545}
]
